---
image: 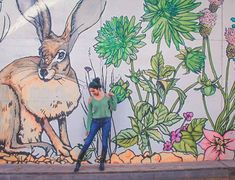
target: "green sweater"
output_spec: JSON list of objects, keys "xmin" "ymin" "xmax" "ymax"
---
[{"xmin": 86, "ymin": 95, "xmax": 117, "ymax": 131}]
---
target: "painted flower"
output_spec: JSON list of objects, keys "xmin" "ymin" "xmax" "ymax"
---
[
  {"xmin": 225, "ymin": 28, "xmax": 235, "ymax": 46},
  {"xmin": 199, "ymin": 8, "xmax": 217, "ymax": 37},
  {"xmin": 142, "ymin": 0, "xmax": 201, "ymax": 50},
  {"xmin": 175, "ymin": 47, "xmax": 206, "ymax": 74},
  {"xmin": 94, "ymin": 16, "xmax": 146, "ymax": 68},
  {"xmin": 183, "ymin": 112, "xmax": 194, "ymax": 122},
  {"xmin": 199, "ymin": 129, "xmax": 235, "ymax": 160},
  {"xmin": 199, "ymin": 9, "xmax": 217, "ymax": 28},
  {"xmin": 163, "ymin": 141, "xmax": 173, "ymax": 151},
  {"xmin": 84, "ymin": 66, "xmax": 92, "ymax": 73},
  {"xmin": 208, "ymin": 0, "xmax": 224, "ymax": 12},
  {"xmin": 208, "ymin": 0, "xmax": 224, "ymax": 6},
  {"xmin": 110, "ymin": 78, "xmax": 132, "ymax": 103},
  {"xmin": 195, "ymin": 74, "xmax": 219, "ymax": 96},
  {"xmin": 170, "ymin": 129, "xmax": 182, "ymax": 143}
]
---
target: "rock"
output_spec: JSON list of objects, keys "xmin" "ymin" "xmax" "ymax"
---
[
  {"xmin": 197, "ymin": 154, "xmax": 204, "ymax": 161},
  {"xmin": 130, "ymin": 155, "xmax": 143, "ymax": 164},
  {"xmin": 65, "ymin": 156, "xmax": 74, "ymax": 164},
  {"xmin": 3, "ymin": 155, "xmax": 17, "ymax": 162},
  {"xmin": 118, "ymin": 149, "xmax": 135, "ymax": 164},
  {"xmin": 0, "ymin": 152, "xmax": 9, "ymax": 158},
  {"xmin": 141, "ymin": 157, "xmax": 151, "ymax": 164},
  {"xmin": 17, "ymin": 154, "xmax": 27, "ymax": 162},
  {"xmin": 173, "ymin": 152, "xmax": 197, "ymax": 162},
  {"xmin": 25, "ymin": 155, "xmax": 35, "ymax": 162},
  {"xmin": 110, "ymin": 153, "xmax": 124, "ymax": 164},
  {"xmin": 159, "ymin": 152, "xmax": 182, "ymax": 163},
  {"xmin": 0, "ymin": 159, "xmax": 7, "ymax": 164},
  {"xmin": 150, "ymin": 153, "xmax": 161, "ymax": 163}
]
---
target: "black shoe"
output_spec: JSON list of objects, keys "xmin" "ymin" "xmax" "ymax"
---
[
  {"xmin": 74, "ymin": 162, "xmax": 81, "ymax": 173},
  {"xmin": 99, "ymin": 162, "xmax": 105, "ymax": 171}
]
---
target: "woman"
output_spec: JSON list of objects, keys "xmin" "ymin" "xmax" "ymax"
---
[{"xmin": 74, "ymin": 77, "xmax": 117, "ymax": 172}]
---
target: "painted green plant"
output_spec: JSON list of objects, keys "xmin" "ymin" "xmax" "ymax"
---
[
  {"xmin": 94, "ymin": 16, "xmax": 146, "ymax": 67},
  {"xmin": 110, "ymin": 78, "xmax": 132, "ymax": 104},
  {"xmin": 94, "ymin": 0, "xmax": 234, "ymax": 158},
  {"xmin": 142, "ymin": 0, "xmax": 201, "ymax": 50},
  {"xmin": 176, "ymin": 47, "xmax": 206, "ymax": 74},
  {"xmin": 112, "ymin": 102, "xmax": 183, "ymax": 154},
  {"xmin": 197, "ymin": 3, "xmax": 235, "ymax": 135}
]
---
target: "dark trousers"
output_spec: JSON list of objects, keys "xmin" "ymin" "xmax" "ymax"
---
[{"xmin": 81, "ymin": 117, "xmax": 111, "ymax": 153}]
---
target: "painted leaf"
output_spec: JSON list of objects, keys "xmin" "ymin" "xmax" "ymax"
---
[
  {"xmin": 152, "ymin": 104, "xmax": 168, "ymax": 126},
  {"xmin": 130, "ymin": 117, "xmax": 141, "ymax": 134},
  {"xmin": 112, "ymin": 128, "xmax": 138, "ymax": 148},
  {"xmin": 158, "ymin": 124, "xmax": 170, "ymax": 135},
  {"xmin": 160, "ymin": 65, "xmax": 175, "ymax": 79},
  {"xmin": 163, "ymin": 112, "xmax": 183, "ymax": 126},
  {"xmin": 171, "ymin": 87, "xmax": 187, "ymax": 112},
  {"xmin": 139, "ymin": 79, "xmax": 156, "ymax": 93},
  {"xmin": 150, "ymin": 52, "xmax": 164, "ymax": 78},
  {"xmin": 187, "ymin": 118, "xmax": 207, "ymax": 142},
  {"xmin": 146, "ymin": 129, "xmax": 164, "ymax": 142},
  {"xmin": 134, "ymin": 101, "xmax": 152, "ymax": 120},
  {"xmin": 138, "ymin": 134, "xmax": 148, "ymax": 153},
  {"xmin": 173, "ymin": 131, "xmax": 198, "ymax": 155}
]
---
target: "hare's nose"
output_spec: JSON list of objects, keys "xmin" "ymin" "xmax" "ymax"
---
[{"xmin": 39, "ymin": 68, "xmax": 48, "ymax": 78}]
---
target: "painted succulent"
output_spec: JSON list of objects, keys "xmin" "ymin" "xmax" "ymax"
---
[
  {"xmin": 94, "ymin": 16, "xmax": 146, "ymax": 67},
  {"xmin": 195, "ymin": 74, "xmax": 220, "ymax": 96},
  {"xmin": 175, "ymin": 47, "xmax": 206, "ymax": 74},
  {"xmin": 110, "ymin": 78, "xmax": 132, "ymax": 103},
  {"xmin": 142, "ymin": 0, "xmax": 201, "ymax": 50}
]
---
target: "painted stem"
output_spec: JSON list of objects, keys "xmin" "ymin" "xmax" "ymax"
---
[
  {"xmin": 202, "ymin": 95, "xmax": 215, "ymax": 129},
  {"xmin": 170, "ymin": 82, "xmax": 199, "ymax": 112},
  {"xmin": 131, "ymin": 60, "xmax": 143, "ymax": 101},
  {"xmin": 205, "ymin": 37, "xmax": 225, "ymax": 98}
]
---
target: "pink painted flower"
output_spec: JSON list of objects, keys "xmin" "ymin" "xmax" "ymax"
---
[
  {"xmin": 199, "ymin": 129, "xmax": 235, "ymax": 160},
  {"xmin": 208, "ymin": 0, "xmax": 224, "ymax": 6},
  {"xmin": 170, "ymin": 129, "xmax": 182, "ymax": 143},
  {"xmin": 183, "ymin": 112, "xmax": 194, "ymax": 122},
  {"xmin": 199, "ymin": 8, "xmax": 217, "ymax": 28},
  {"xmin": 163, "ymin": 141, "xmax": 173, "ymax": 151},
  {"xmin": 181, "ymin": 124, "xmax": 189, "ymax": 131},
  {"xmin": 225, "ymin": 28, "xmax": 235, "ymax": 46}
]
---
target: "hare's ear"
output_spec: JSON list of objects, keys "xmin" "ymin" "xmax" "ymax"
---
[
  {"xmin": 62, "ymin": 0, "xmax": 107, "ymax": 52},
  {"xmin": 16, "ymin": 0, "xmax": 52, "ymax": 42}
]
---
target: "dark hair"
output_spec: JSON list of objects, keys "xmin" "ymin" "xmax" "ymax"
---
[{"xmin": 88, "ymin": 77, "xmax": 102, "ymax": 89}]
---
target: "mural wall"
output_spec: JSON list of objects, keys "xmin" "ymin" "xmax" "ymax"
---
[{"xmin": 0, "ymin": 0, "xmax": 234, "ymax": 165}]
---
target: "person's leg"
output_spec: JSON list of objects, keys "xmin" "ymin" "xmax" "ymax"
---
[
  {"xmin": 74, "ymin": 120, "xmax": 100, "ymax": 172},
  {"xmin": 100, "ymin": 117, "xmax": 111, "ymax": 171}
]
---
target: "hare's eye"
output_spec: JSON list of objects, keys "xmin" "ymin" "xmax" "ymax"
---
[{"xmin": 56, "ymin": 50, "xmax": 66, "ymax": 62}]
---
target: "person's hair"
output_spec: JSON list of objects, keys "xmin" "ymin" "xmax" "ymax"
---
[{"xmin": 88, "ymin": 77, "xmax": 102, "ymax": 89}]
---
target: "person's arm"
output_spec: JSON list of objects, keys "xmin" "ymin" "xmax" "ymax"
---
[
  {"xmin": 86, "ymin": 97, "xmax": 93, "ymax": 132},
  {"xmin": 108, "ymin": 92, "xmax": 117, "ymax": 111}
]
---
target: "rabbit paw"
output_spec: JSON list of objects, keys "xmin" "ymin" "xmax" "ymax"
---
[{"xmin": 56, "ymin": 145, "xmax": 72, "ymax": 157}]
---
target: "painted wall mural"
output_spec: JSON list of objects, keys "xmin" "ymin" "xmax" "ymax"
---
[{"xmin": 0, "ymin": 0, "xmax": 234, "ymax": 165}]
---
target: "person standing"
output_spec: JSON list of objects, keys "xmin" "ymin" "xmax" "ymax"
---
[{"xmin": 74, "ymin": 77, "xmax": 117, "ymax": 172}]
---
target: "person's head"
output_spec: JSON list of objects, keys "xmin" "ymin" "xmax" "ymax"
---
[{"xmin": 88, "ymin": 77, "xmax": 102, "ymax": 96}]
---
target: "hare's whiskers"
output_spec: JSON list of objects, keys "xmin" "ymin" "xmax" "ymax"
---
[{"xmin": 56, "ymin": 79, "xmax": 63, "ymax": 85}]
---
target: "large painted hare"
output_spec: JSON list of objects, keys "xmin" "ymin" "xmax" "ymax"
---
[{"xmin": 0, "ymin": 0, "xmax": 106, "ymax": 157}]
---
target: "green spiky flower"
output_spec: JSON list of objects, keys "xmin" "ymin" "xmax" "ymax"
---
[
  {"xmin": 94, "ymin": 16, "xmax": 146, "ymax": 67},
  {"xmin": 142, "ymin": 0, "xmax": 201, "ymax": 50},
  {"xmin": 110, "ymin": 78, "xmax": 132, "ymax": 103},
  {"xmin": 176, "ymin": 47, "xmax": 206, "ymax": 74}
]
